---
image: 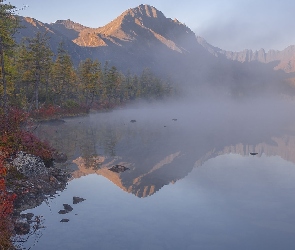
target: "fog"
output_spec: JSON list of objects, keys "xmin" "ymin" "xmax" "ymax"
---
[
  {"xmin": 32, "ymin": 91, "xmax": 295, "ymax": 200},
  {"xmin": 108, "ymin": 94, "xmax": 295, "ymax": 141}
]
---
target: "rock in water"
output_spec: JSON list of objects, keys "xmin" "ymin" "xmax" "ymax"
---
[
  {"xmin": 14, "ymin": 221, "xmax": 30, "ymax": 235},
  {"xmin": 250, "ymin": 152, "xmax": 258, "ymax": 155},
  {"xmin": 58, "ymin": 210, "xmax": 68, "ymax": 214},
  {"xmin": 60, "ymin": 219, "xmax": 70, "ymax": 223},
  {"xmin": 63, "ymin": 204, "xmax": 73, "ymax": 212},
  {"xmin": 73, "ymin": 196, "xmax": 86, "ymax": 204}
]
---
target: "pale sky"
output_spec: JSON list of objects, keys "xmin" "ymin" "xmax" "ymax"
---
[{"xmin": 8, "ymin": 0, "xmax": 295, "ymax": 52}]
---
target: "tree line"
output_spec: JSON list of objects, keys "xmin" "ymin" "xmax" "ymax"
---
[{"xmin": 0, "ymin": 2, "xmax": 174, "ymax": 116}]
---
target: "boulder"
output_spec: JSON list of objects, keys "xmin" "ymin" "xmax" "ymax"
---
[
  {"xmin": 63, "ymin": 204, "xmax": 73, "ymax": 212},
  {"xmin": 73, "ymin": 196, "xmax": 86, "ymax": 204},
  {"xmin": 12, "ymin": 151, "xmax": 48, "ymax": 177}
]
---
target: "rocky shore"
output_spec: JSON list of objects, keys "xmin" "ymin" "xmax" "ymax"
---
[{"xmin": 5, "ymin": 151, "xmax": 70, "ymax": 213}]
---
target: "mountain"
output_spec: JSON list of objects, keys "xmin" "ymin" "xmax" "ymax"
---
[
  {"xmin": 14, "ymin": 5, "xmax": 220, "ymax": 89},
  {"xmin": 16, "ymin": 16, "xmax": 91, "ymax": 63},
  {"xmin": 14, "ymin": 4, "xmax": 295, "ymax": 96},
  {"xmin": 197, "ymin": 36, "xmax": 295, "ymax": 73}
]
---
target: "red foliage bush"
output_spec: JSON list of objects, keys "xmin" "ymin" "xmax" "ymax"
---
[
  {"xmin": 31, "ymin": 105, "xmax": 62, "ymax": 120},
  {"xmin": 0, "ymin": 108, "xmax": 55, "ymax": 161},
  {"xmin": 0, "ymin": 154, "xmax": 16, "ymax": 250}
]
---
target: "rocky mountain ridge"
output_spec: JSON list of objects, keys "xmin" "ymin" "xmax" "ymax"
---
[
  {"xmin": 17, "ymin": 4, "xmax": 295, "ymax": 73},
  {"xmin": 15, "ymin": 5, "xmax": 216, "ymax": 71},
  {"xmin": 197, "ymin": 36, "xmax": 295, "ymax": 73},
  {"xmin": 14, "ymin": 4, "xmax": 295, "ymax": 96}
]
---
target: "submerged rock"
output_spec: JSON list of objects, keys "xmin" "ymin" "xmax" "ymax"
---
[
  {"xmin": 14, "ymin": 221, "xmax": 30, "ymax": 235},
  {"xmin": 109, "ymin": 165, "xmax": 130, "ymax": 173},
  {"xmin": 58, "ymin": 210, "xmax": 68, "ymax": 214},
  {"xmin": 20, "ymin": 213, "xmax": 34, "ymax": 221},
  {"xmin": 130, "ymin": 120, "xmax": 136, "ymax": 123},
  {"xmin": 60, "ymin": 219, "xmax": 70, "ymax": 223}
]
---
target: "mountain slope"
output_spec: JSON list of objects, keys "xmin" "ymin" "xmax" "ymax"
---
[
  {"xmin": 14, "ymin": 4, "xmax": 295, "ymax": 96},
  {"xmin": 16, "ymin": 5, "xmax": 216, "ymax": 77},
  {"xmin": 17, "ymin": 16, "xmax": 91, "ymax": 63}
]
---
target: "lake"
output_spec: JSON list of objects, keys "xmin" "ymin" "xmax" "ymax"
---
[{"xmin": 15, "ymin": 99, "xmax": 295, "ymax": 249}]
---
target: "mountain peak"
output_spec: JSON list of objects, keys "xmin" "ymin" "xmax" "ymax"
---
[
  {"xmin": 126, "ymin": 4, "xmax": 165, "ymax": 19},
  {"xmin": 71, "ymin": 4, "xmax": 196, "ymax": 52},
  {"xmin": 54, "ymin": 19, "xmax": 88, "ymax": 31}
]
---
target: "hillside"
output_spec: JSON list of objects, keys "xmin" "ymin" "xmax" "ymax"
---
[{"xmin": 14, "ymin": 4, "xmax": 295, "ymax": 97}]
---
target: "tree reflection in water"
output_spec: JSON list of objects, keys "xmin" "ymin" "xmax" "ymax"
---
[{"xmin": 12, "ymin": 215, "xmax": 45, "ymax": 250}]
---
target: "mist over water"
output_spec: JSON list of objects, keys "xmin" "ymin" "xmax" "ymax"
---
[
  {"xmin": 25, "ymin": 91, "xmax": 295, "ymax": 250},
  {"xmin": 35, "ymin": 91, "xmax": 295, "ymax": 169},
  {"xmin": 107, "ymin": 93, "xmax": 295, "ymax": 140}
]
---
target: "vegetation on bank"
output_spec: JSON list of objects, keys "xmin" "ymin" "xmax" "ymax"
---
[
  {"xmin": 1, "ymin": 1, "xmax": 174, "ymax": 113},
  {"xmin": 2, "ymin": 31, "xmax": 174, "ymax": 114},
  {"xmin": 0, "ymin": 1, "xmax": 175, "ymax": 246}
]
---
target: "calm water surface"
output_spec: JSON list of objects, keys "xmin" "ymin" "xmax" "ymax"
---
[{"xmin": 18, "ymin": 101, "xmax": 295, "ymax": 249}]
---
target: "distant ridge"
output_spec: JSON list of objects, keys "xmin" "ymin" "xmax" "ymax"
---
[{"xmin": 197, "ymin": 36, "xmax": 295, "ymax": 73}]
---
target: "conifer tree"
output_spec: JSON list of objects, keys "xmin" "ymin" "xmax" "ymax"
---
[
  {"xmin": 24, "ymin": 32, "xmax": 53, "ymax": 109},
  {"xmin": 51, "ymin": 42, "xmax": 76, "ymax": 106},
  {"xmin": 0, "ymin": 0, "xmax": 19, "ymax": 114},
  {"xmin": 78, "ymin": 58, "xmax": 102, "ymax": 108}
]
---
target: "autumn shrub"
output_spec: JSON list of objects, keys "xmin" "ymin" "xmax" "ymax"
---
[
  {"xmin": 0, "ymin": 176, "xmax": 16, "ymax": 250},
  {"xmin": 30, "ymin": 105, "xmax": 62, "ymax": 120},
  {"xmin": 0, "ymin": 108, "xmax": 55, "ymax": 162},
  {"xmin": 0, "ymin": 156, "xmax": 16, "ymax": 250}
]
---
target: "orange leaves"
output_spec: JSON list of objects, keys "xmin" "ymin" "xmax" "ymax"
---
[{"xmin": 0, "ymin": 167, "xmax": 7, "ymax": 176}]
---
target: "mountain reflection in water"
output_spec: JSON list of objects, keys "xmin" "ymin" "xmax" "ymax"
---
[
  {"xmin": 23, "ymin": 100, "xmax": 295, "ymax": 250},
  {"xmin": 34, "ymin": 100, "xmax": 295, "ymax": 198}
]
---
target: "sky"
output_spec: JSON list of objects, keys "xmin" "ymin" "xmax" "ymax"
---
[{"xmin": 7, "ymin": 0, "xmax": 295, "ymax": 52}]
